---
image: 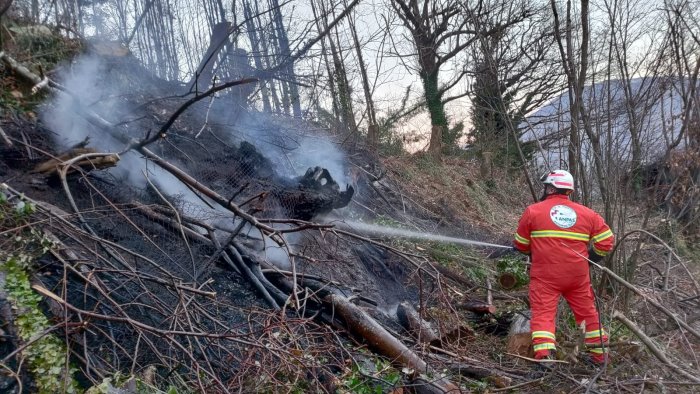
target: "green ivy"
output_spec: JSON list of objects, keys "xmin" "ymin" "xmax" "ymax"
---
[
  {"xmin": 3, "ymin": 259, "xmax": 78, "ymax": 393},
  {"xmin": 1, "ymin": 191, "xmax": 79, "ymax": 393},
  {"xmin": 496, "ymin": 254, "xmax": 529, "ymax": 288},
  {"xmin": 85, "ymin": 373, "xmax": 179, "ymax": 394},
  {"xmin": 341, "ymin": 357, "xmax": 402, "ymax": 393}
]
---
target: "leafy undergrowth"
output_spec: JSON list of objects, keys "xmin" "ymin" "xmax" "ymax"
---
[
  {"xmin": 383, "ymin": 153, "xmax": 531, "ymax": 237},
  {"xmin": 0, "ymin": 187, "xmax": 79, "ymax": 393}
]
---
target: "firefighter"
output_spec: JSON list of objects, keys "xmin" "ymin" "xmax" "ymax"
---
[{"xmin": 513, "ymin": 170, "xmax": 614, "ymax": 365}]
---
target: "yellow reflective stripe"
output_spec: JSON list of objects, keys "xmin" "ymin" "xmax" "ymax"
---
[
  {"xmin": 514, "ymin": 233, "xmax": 530, "ymax": 245},
  {"xmin": 532, "ymin": 331, "xmax": 556, "ymax": 340},
  {"xmin": 533, "ymin": 343, "xmax": 556, "ymax": 351},
  {"xmin": 531, "ymin": 230, "xmax": 590, "ymax": 241},
  {"xmin": 592, "ymin": 246, "xmax": 608, "ymax": 256},
  {"xmin": 592, "ymin": 229, "xmax": 613, "ymax": 242},
  {"xmin": 587, "ymin": 347, "xmax": 607, "ymax": 354},
  {"xmin": 585, "ymin": 329, "xmax": 606, "ymax": 339}
]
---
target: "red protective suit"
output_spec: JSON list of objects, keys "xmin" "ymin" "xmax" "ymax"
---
[{"xmin": 514, "ymin": 194, "xmax": 614, "ymax": 362}]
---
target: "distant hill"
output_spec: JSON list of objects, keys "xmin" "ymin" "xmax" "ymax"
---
[{"xmin": 521, "ymin": 77, "xmax": 690, "ymax": 171}]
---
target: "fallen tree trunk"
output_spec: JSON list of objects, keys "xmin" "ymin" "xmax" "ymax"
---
[
  {"xmin": 448, "ymin": 363, "xmax": 512, "ymax": 388},
  {"xmin": 325, "ymin": 294, "xmax": 459, "ymax": 393},
  {"xmin": 327, "ymin": 295, "xmax": 428, "ymax": 372},
  {"xmin": 455, "ymin": 300, "xmax": 496, "ymax": 314},
  {"xmin": 397, "ymin": 302, "xmax": 440, "ymax": 344}
]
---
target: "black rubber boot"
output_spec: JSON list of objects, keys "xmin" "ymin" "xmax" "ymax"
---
[
  {"xmin": 527, "ymin": 353, "xmax": 556, "ymax": 379},
  {"xmin": 578, "ymin": 353, "xmax": 608, "ymax": 368}
]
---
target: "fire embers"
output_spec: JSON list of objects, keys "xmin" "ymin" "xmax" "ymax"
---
[{"xmin": 273, "ymin": 166, "xmax": 354, "ymax": 221}]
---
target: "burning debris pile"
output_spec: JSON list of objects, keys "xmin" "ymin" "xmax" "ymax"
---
[{"xmin": 0, "ymin": 48, "xmax": 514, "ymax": 392}]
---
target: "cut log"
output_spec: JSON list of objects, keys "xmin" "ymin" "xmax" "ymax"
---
[
  {"xmin": 455, "ymin": 300, "xmax": 496, "ymax": 314},
  {"xmin": 506, "ymin": 311, "xmax": 532, "ymax": 357},
  {"xmin": 448, "ymin": 363, "xmax": 512, "ymax": 388},
  {"xmin": 396, "ymin": 302, "xmax": 439, "ymax": 344},
  {"xmin": 497, "ymin": 272, "xmax": 518, "ymax": 290}
]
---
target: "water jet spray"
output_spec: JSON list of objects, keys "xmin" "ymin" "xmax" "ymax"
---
[{"xmin": 335, "ymin": 220, "xmax": 511, "ymax": 249}]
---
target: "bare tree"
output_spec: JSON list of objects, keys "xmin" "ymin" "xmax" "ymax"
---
[
  {"xmin": 468, "ymin": 0, "xmax": 560, "ymax": 172},
  {"xmin": 345, "ymin": 1, "xmax": 379, "ymax": 150},
  {"xmin": 657, "ymin": 0, "xmax": 700, "ymax": 232},
  {"xmin": 390, "ymin": 0, "xmax": 531, "ymax": 157},
  {"xmin": 268, "ymin": 0, "xmax": 302, "ymax": 117},
  {"xmin": 243, "ymin": 0, "xmax": 272, "ymax": 112}
]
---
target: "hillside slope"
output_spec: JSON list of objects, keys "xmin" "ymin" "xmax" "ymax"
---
[{"xmin": 1, "ymin": 25, "xmax": 699, "ymax": 394}]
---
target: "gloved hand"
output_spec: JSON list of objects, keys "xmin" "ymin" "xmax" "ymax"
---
[{"xmin": 587, "ymin": 248, "xmax": 604, "ymax": 263}]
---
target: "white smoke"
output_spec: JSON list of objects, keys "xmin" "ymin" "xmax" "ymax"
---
[
  {"xmin": 41, "ymin": 54, "xmax": 211, "ymax": 208},
  {"xmin": 288, "ymin": 136, "xmax": 348, "ymax": 186},
  {"xmin": 43, "ymin": 55, "xmax": 125, "ymax": 151},
  {"xmin": 40, "ymin": 53, "xmax": 350, "ymax": 271},
  {"xmin": 225, "ymin": 111, "xmax": 350, "ymax": 186}
]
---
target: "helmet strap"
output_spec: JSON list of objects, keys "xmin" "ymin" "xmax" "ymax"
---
[
  {"xmin": 540, "ymin": 185, "xmax": 554, "ymax": 201},
  {"xmin": 541, "ymin": 185, "xmax": 572, "ymax": 201}
]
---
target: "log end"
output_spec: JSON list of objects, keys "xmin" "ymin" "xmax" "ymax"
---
[
  {"xmin": 497, "ymin": 272, "xmax": 518, "ymax": 290},
  {"xmin": 506, "ymin": 332, "xmax": 533, "ymax": 357}
]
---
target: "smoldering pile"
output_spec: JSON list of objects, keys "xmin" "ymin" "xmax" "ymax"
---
[{"xmin": 0, "ymin": 47, "xmax": 519, "ymax": 393}]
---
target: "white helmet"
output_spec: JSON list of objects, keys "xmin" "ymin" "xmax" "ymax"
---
[{"xmin": 541, "ymin": 169, "xmax": 574, "ymax": 190}]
